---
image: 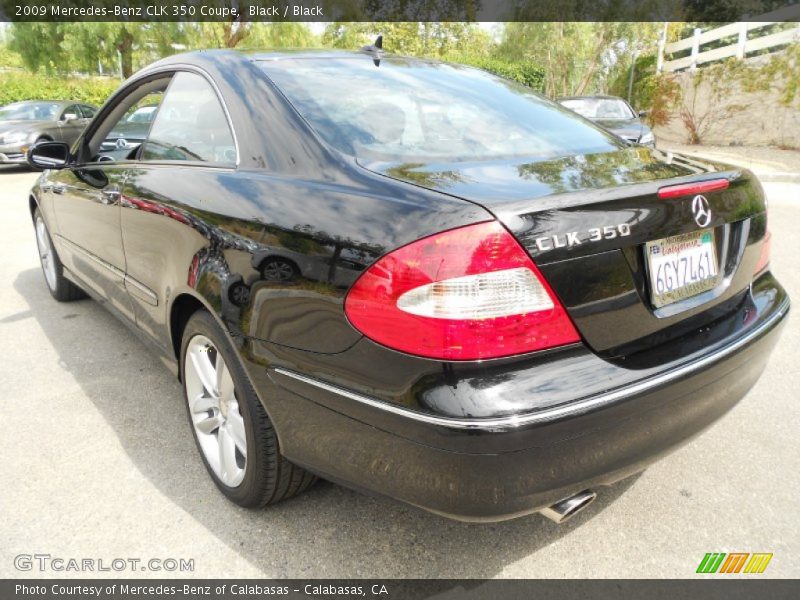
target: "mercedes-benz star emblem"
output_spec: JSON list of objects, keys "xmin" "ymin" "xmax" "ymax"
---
[{"xmin": 692, "ymin": 194, "xmax": 712, "ymax": 227}]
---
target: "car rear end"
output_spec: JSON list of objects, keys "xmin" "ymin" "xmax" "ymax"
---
[
  {"xmin": 257, "ymin": 54, "xmax": 790, "ymax": 521},
  {"xmin": 267, "ymin": 172, "xmax": 787, "ymax": 520}
]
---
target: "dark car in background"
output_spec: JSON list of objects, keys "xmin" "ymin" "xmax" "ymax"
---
[
  {"xmin": 0, "ymin": 100, "xmax": 96, "ymax": 164},
  {"xmin": 27, "ymin": 49, "xmax": 787, "ymax": 523},
  {"xmin": 558, "ymin": 95, "xmax": 655, "ymax": 147}
]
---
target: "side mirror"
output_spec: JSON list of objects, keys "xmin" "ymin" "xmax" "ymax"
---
[
  {"xmin": 27, "ymin": 141, "xmax": 71, "ymax": 170},
  {"xmin": 61, "ymin": 113, "xmax": 78, "ymax": 123},
  {"xmin": 638, "ymin": 109, "xmax": 649, "ymax": 118}
]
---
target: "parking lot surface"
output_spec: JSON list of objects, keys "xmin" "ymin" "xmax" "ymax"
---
[{"xmin": 1, "ymin": 164, "xmax": 798, "ymax": 578}]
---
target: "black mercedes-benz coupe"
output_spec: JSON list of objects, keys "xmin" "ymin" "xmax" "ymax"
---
[{"xmin": 27, "ymin": 48, "xmax": 789, "ymax": 522}]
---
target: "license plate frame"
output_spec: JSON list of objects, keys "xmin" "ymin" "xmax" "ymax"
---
[{"xmin": 645, "ymin": 229, "xmax": 720, "ymax": 309}]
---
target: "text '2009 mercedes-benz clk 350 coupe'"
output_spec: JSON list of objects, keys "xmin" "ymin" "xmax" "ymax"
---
[{"xmin": 27, "ymin": 46, "xmax": 789, "ymax": 522}]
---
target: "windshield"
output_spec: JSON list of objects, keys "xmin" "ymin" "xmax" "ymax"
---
[
  {"xmin": 0, "ymin": 102, "xmax": 61, "ymax": 121},
  {"xmin": 560, "ymin": 98, "xmax": 636, "ymax": 120},
  {"xmin": 127, "ymin": 106, "xmax": 158, "ymax": 123},
  {"xmin": 261, "ymin": 58, "xmax": 623, "ymax": 163}
]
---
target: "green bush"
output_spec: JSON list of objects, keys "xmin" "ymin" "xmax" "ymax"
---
[
  {"xmin": 0, "ymin": 71, "xmax": 119, "ymax": 109},
  {"xmin": 445, "ymin": 55, "xmax": 546, "ymax": 92},
  {"xmin": 0, "ymin": 44, "xmax": 24, "ymax": 69}
]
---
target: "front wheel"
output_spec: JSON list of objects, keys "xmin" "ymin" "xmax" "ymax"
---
[
  {"xmin": 33, "ymin": 208, "xmax": 86, "ymax": 302},
  {"xmin": 180, "ymin": 310, "xmax": 316, "ymax": 507}
]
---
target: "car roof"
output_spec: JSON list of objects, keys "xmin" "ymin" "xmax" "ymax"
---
[
  {"xmin": 141, "ymin": 48, "xmax": 440, "ymax": 75},
  {"xmin": 246, "ymin": 49, "xmax": 448, "ymax": 70},
  {"xmin": 245, "ymin": 49, "xmax": 373, "ymax": 61}
]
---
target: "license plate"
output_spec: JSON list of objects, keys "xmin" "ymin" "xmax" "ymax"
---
[{"xmin": 645, "ymin": 229, "xmax": 719, "ymax": 308}]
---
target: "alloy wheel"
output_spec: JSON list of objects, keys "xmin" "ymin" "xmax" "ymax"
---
[
  {"xmin": 262, "ymin": 259, "xmax": 295, "ymax": 281},
  {"xmin": 184, "ymin": 335, "xmax": 247, "ymax": 487},
  {"xmin": 35, "ymin": 216, "xmax": 57, "ymax": 291}
]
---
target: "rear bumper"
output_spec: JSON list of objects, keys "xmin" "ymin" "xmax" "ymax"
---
[{"xmin": 254, "ymin": 275, "xmax": 789, "ymax": 521}]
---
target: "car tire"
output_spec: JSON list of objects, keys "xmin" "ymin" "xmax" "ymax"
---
[
  {"xmin": 180, "ymin": 310, "xmax": 316, "ymax": 507},
  {"xmin": 33, "ymin": 208, "xmax": 87, "ymax": 302},
  {"xmin": 260, "ymin": 257, "xmax": 298, "ymax": 282}
]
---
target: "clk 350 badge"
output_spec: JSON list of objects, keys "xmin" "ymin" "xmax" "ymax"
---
[{"xmin": 534, "ymin": 223, "xmax": 631, "ymax": 252}]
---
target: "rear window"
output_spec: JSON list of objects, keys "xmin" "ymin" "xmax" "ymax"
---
[{"xmin": 261, "ymin": 57, "xmax": 623, "ymax": 163}]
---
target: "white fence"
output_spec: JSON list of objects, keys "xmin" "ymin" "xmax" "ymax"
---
[{"xmin": 657, "ymin": 5, "xmax": 800, "ymax": 72}]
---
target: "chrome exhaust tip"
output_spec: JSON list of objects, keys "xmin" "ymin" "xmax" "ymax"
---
[{"xmin": 539, "ymin": 490, "xmax": 597, "ymax": 524}]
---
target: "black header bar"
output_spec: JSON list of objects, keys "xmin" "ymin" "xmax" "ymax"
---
[
  {"xmin": 4, "ymin": 579, "xmax": 800, "ymax": 600},
  {"xmin": 1, "ymin": 0, "xmax": 799, "ymax": 23}
]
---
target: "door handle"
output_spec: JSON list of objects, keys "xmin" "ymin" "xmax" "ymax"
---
[
  {"xmin": 100, "ymin": 186, "xmax": 121, "ymax": 205},
  {"xmin": 52, "ymin": 185, "xmax": 66, "ymax": 195}
]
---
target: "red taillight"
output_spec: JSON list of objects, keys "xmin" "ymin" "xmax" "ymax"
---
[
  {"xmin": 755, "ymin": 230, "xmax": 772, "ymax": 275},
  {"xmin": 657, "ymin": 178, "xmax": 729, "ymax": 199},
  {"xmin": 344, "ymin": 221, "xmax": 580, "ymax": 360}
]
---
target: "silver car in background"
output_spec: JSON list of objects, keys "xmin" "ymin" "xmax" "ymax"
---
[
  {"xmin": 0, "ymin": 100, "xmax": 96, "ymax": 164},
  {"xmin": 558, "ymin": 95, "xmax": 656, "ymax": 147}
]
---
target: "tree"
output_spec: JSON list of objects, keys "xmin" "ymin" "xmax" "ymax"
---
[
  {"xmin": 7, "ymin": 22, "xmax": 318, "ymax": 78},
  {"xmin": 608, "ymin": 52, "xmax": 683, "ymax": 127},
  {"xmin": 8, "ymin": 24, "xmax": 69, "ymax": 74},
  {"xmin": 183, "ymin": 22, "xmax": 254, "ymax": 50},
  {"xmin": 182, "ymin": 22, "xmax": 317, "ymax": 51},
  {"xmin": 244, "ymin": 23, "xmax": 318, "ymax": 49},
  {"xmin": 0, "ymin": 42, "xmax": 23, "ymax": 69},
  {"xmin": 322, "ymin": 22, "xmax": 490, "ymax": 58},
  {"xmin": 497, "ymin": 23, "xmax": 659, "ymax": 98},
  {"xmin": 9, "ymin": 23, "xmax": 184, "ymax": 78}
]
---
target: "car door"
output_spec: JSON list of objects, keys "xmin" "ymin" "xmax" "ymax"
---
[
  {"xmin": 49, "ymin": 162, "xmax": 134, "ymax": 319},
  {"xmin": 49, "ymin": 93, "xmax": 164, "ymax": 322},
  {"xmin": 119, "ymin": 70, "xmax": 238, "ymax": 346}
]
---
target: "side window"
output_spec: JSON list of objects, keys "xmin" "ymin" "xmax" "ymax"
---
[
  {"xmin": 98, "ymin": 92, "xmax": 165, "ymax": 160},
  {"xmin": 142, "ymin": 72, "xmax": 236, "ymax": 164},
  {"xmin": 79, "ymin": 105, "xmax": 96, "ymax": 119},
  {"xmin": 61, "ymin": 105, "xmax": 79, "ymax": 122}
]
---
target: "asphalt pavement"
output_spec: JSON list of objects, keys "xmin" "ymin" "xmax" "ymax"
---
[{"xmin": 1, "ymin": 164, "xmax": 798, "ymax": 578}]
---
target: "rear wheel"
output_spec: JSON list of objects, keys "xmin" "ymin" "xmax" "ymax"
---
[
  {"xmin": 33, "ymin": 208, "xmax": 86, "ymax": 302},
  {"xmin": 180, "ymin": 310, "xmax": 315, "ymax": 507},
  {"xmin": 260, "ymin": 257, "xmax": 298, "ymax": 282}
]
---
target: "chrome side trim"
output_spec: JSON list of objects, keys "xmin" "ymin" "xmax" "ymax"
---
[
  {"xmin": 56, "ymin": 235, "xmax": 159, "ymax": 306},
  {"xmin": 55, "ymin": 235, "xmax": 125, "ymax": 279},
  {"xmin": 273, "ymin": 298, "xmax": 789, "ymax": 432},
  {"xmin": 124, "ymin": 275, "xmax": 158, "ymax": 306}
]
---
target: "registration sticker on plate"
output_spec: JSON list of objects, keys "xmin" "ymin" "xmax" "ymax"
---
[{"xmin": 645, "ymin": 229, "xmax": 719, "ymax": 308}]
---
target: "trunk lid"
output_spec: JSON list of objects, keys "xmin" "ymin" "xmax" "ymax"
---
[{"xmin": 361, "ymin": 147, "xmax": 767, "ymax": 356}]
